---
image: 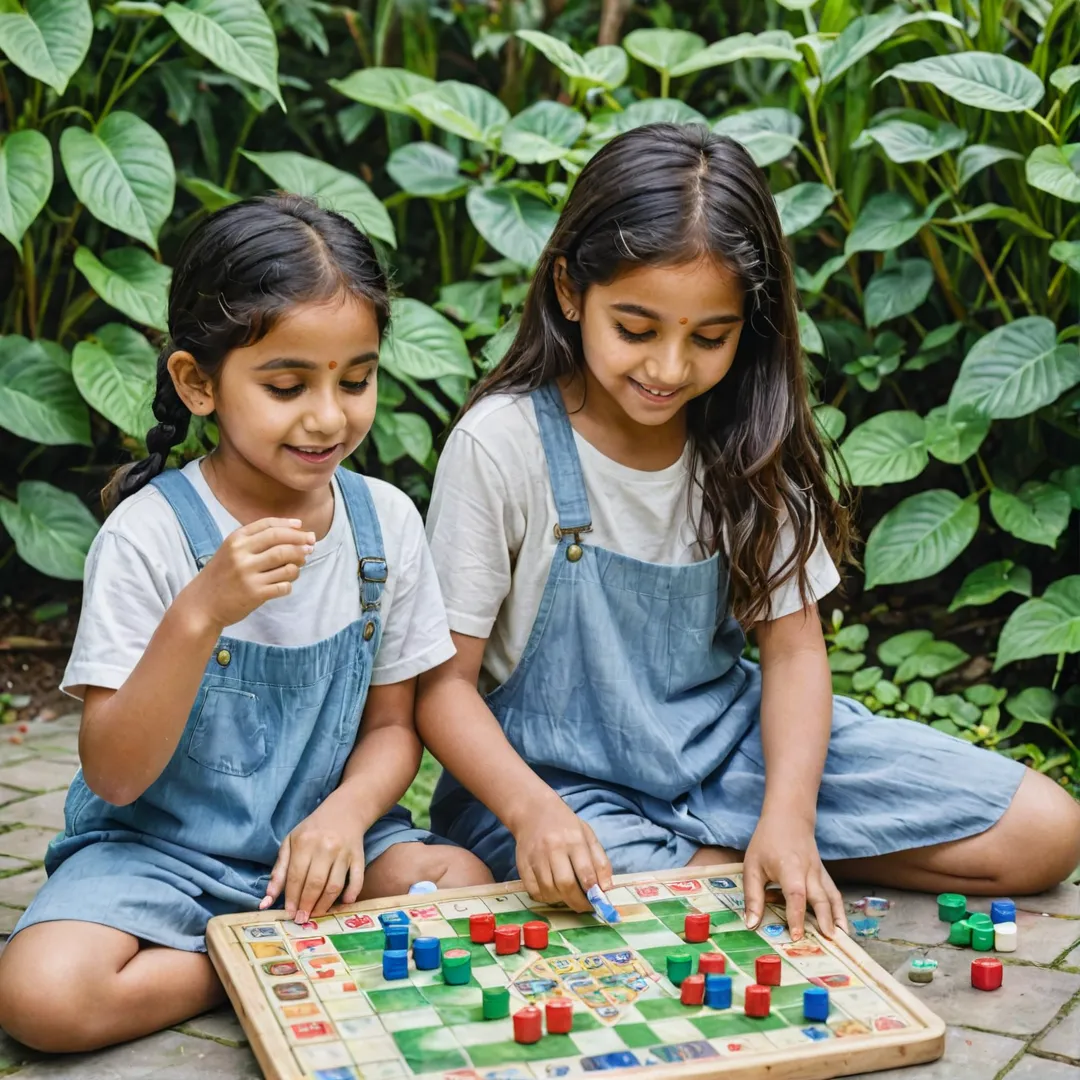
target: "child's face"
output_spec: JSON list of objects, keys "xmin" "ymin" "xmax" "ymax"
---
[
  {"xmin": 560, "ymin": 258, "xmax": 746, "ymax": 428},
  {"xmin": 209, "ymin": 295, "xmax": 380, "ymax": 491}
]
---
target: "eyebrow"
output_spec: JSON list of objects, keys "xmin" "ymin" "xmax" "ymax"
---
[
  {"xmin": 611, "ymin": 303, "xmax": 742, "ymax": 327},
  {"xmin": 256, "ymin": 352, "xmax": 379, "ymax": 372}
]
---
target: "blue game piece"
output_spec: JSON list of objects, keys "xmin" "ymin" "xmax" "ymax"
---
[
  {"xmin": 382, "ymin": 948, "xmax": 409, "ymax": 980},
  {"xmin": 409, "ymin": 880, "xmax": 438, "ymax": 895},
  {"xmin": 384, "ymin": 925, "xmax": 409, "ymax": 951},
  {"xmin": 803, "ymin": 986, "xmax": 829, "ymax": 1022},
  {"xmin": 413, "ymin": 936, "xmax": 441, "ymax": 970},
  {"xmin": 379, "ymin": 910, "xmax": 410, "ymax": 927},
  {"xmin": 990, "ymin": 899, "xmax": 1016, "ymax": 924},
  {"xmin": 704, "ymin": 974, "xmax": 732, "ymax": 1010}
]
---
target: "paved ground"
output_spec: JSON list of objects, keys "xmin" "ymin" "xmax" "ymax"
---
[{"xmin": 0, "ymin": 713, "xmax": 1077, "ymax": 1079}]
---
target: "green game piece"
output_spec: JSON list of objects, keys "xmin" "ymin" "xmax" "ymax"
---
[
  {"xmin": 971, "ymin": 925, "xmax": 995, "ymax": 951},
  {"xmin": 947, "ymin": 919, "xmax": 972, "ymax": 946},
  {"xmin": 442, "ymin": 947, "xmax": 472, "ymax": 985},
  {"xmin": 482, "ymin": 986, "xmax": 510, "ymax": 1020},
  {"xmin": 666, "ymin": 950, "xmax": 693, "ymax": 986},
  {"xmin": 937, "ymin": 893, "xmax": 967, "ymax": 923},
  {"xmin": 967, "ymin": 912, "xmax": 992, "ymax": 929}
]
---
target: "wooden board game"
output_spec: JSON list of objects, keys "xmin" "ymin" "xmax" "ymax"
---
[{"xmin": 206, "ymin": 865, "xmax": 945, "ymax": 1080}]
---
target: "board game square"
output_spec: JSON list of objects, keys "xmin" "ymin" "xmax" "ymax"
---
[
  {"xmin": 468, "ymin": 1035, "xmax": 577, "ymax": 1067},
  {"xmin": 474, "ymin": 965, "xmax": 513, "ymax": 988},
  {"xmin": 637, "ymin": 998, "xmax": 694, "ymax": 1021},
  {"xmin": 419, "ymin": 984, "xmax": 483, "ymax": 1008},
  {"xmin": 708, "ymin": 929, "xmax": 765, "ymax": 951},
  {"xmin": 528, "ymin": 1056, "xmax": 584, "ymax": 1078},
  {"xmin": 641, "ymin": 900, "xmax": 691, "ymax": 917},
  {"xmin": 620, "ymin": 931, "xmax": 683, "ymax": 951},
  {"xmin": 381, "ymin": 1008, "xmax": 442, "ymax": 1033},
  {"xmin": 413, "ymin": 920, "xmax": 457, "ymax": 939},
  {"xmin": 692, "ymin": 1013, "xmax": 786, "ymax": 1039},
  {"xmin": 613, "ymin": 918, "xmax": 667, "ymax": 937},
  {"xmin": 544, "ymin": 912, "xmax": 600, "ymax": 931},
  {"xmin": 347, "ymin": 1034, "xmax": 400, "ymax": 1063},
  {"xmin": 356, "ymin": 1059, "xmax": 410, "ymax": 1080},
  {"xmin": 769, "ymin": 983, "xmax": 813, "ymax": 1009},
  {"xmin": 393, "ymin": 1027, "xmax": 469, "ymax": 1073},
  {"xmin": 650, "ymin": 1019, "xmax": 705, "ymax": 1045},
  {"xmin": 709, "ymin": 910, "xmax": 743, "ymax": 928},
  {"xmin": 604, "ymin": 888, "xmax": 635, "ymax": 906},
  {"xmin": 336, "ymin": 1016, "xmax": 384, "ymax": 1040},
  {"xmin": 326, "ymin": 998, "xmax": 375, "ymax": 1020},
  {"xmin": 566, "ymin": 1010, "xmax": 601, "ymax": 1032},
  {"xmin": 454, "ymin": 1019, "xmax": 514, "ymax": 1046},
  {"xmin": 570, "ymin": 1029, "xmax": 627, "ymax": 1055},
  {"xmin": 438, "ymin": 899, "xmax": 492, "ymax": 919},
  {"xmin": 558, "ymin": 926, "xmax": 626, "ymax": 953},
  {"xmin": 294, "ymin": 1041, "xmax": 353, "ymax": 1072},
  {"xmin": 614, "ymin": 1023, "xmax": 659, "ymax": 1049},
  {"xmin": 435, "ymin": 1005, "xmax": 485, "ymax": 1026},
  {"xmin": 369, "ymin": 987, "xmax": 428, "ymax": 1013},
  {"xmin": 440, "ymin": 936, "xmax": 498, "ymax": 967},
  {"xmin": 484, "ymin": 894, "xmax": 527, "ymax": 912}
]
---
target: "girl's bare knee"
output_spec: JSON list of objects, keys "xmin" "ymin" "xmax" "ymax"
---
[
  {"xmin": 0, "ymin": 952, "xmax": 97, "ymax": 1053},
  {"xmin": 433, "ymin": 846, "xmax": 494, "ymax": 888},
  {"xmin": 998, "ymin": 771, "xmax": 1080, "ymax": 893}
]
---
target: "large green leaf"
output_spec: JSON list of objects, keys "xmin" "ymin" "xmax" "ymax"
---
[
  {"xmin": 956, "ymin": 144, "xmax": 1024, "ymax": 187},
  {"xmin": 840, "ymin": 411, "xmax": 927, "ymax": 486},
  {"xmin": 948, "ymin": 560, "xmax": 1032, "ymax": 613},
  {"xmin": 179, "ymin": 174, "xmax": 239, "ymax": 212},
  {"xmin": 1025, "ymin": 144, "xmax": 1080, "ymax": 203},
  {"xmin": 0, "ymin": 481, "xmax": 99, "ymax": 580},
  {"xmin": 242, "ymin": 150, "xmax": 395, "ymax": 248},
  {"xmin": 990, "ymin": 482, "xmax": 1071, "ymax": 547},
  {"xmin": 924, "ymin": 404, "xmax": 988, "ymax": 464},
  {"xmin": 380, "ymin": 298, "xmax": 473, "ymax": 382},
  {"xmin": 995, "ymin": 576, "xmax": 1080, "ymax": 670},
  {"xmin": 845, "ymin": 193, "xmax": 944, "ymax": 256},
  {"xmin": 1050, "ymin": 65, "xmax": 1080, "ymax": 94},
  {"xmin": 863, "ymin": 259, "xmax": 933, "ymax": 327},
  {"xmin": 820, "ymin": 8, "xmax": 962, "ymax": 86},
  {"xmin": 0, "ymin": 0, "xmax": 91, "ymax": 94},
  {"xmin": 624, "ymin": 28, "xmax": 704, "ymax": 76},
  {"xmin": 501, "ymin": 102, "xmax": 585, "ymax": 164},
  {"xmin": 795, "ymin": 254, "xmax": 846, "ymax": 295},
  {"xmin": 852, "ymin": 119, "xmax": 966, "ymax": 163},
  {"xmin": 0, "ymin": 130, "xmax": 52, "ymax": 251},
  {"xmin": 71, "ymin": 323, "xmax": 157, "ymax": 438},
  {"xmin": 1051, "ymin": 241, "xmax": 1080, "ymax": 274},
  {"xmin": 406, "ymin": 81, "xmax": 509, "ymax": 149},
  {"xmin": 877, "ymin": 53, "xmax": 1044, "ymax": 112},
  {"xmin": 798, "ymin": 311, "xmax": 824, "ymax": 355},
  {"xmin": 774, "ymin": 183, "xmax": 833, "ymax": 235},
  {"xmin": 670, "ymin": 31, "xmax": 799, "ymax": 77},
  {"xmin": 948, "ymin": 317, "xmax": 1080, "ymax": 420},
  {"xmin": 712, "ymin": 108, "xmax": 803, "ymax": 167},
  {"xmin": 392, "ymin": 411, "xmax": 433, "ymax": 466},
  {"xmin": 516, "ymin": 31, "xmax": 626, "ymax": 89},
  {"xmin": 813, "ymin": 404, "xmax": 845, "ymax": 442},
  {"xmin": 894, "ymin": 640, "xmax": 969, "ymax": 684},
  {"xmin": 330, "ymin": 68, "xmax": 436, "ymax": 116},
  {"xmin": 60, "ymin": 113, "xmax": 175, "ymax": 251},
  {"xmin": 583, "ymin": 46, "xmax": 628, "ymax": 89},
  {"xmin": 386, "ymin": 143, "xmax": 467, "ymax": 200},
  {"xmin": 865, "ymin": 489, "xmax": 979, "ymax": 588},
  {"xmin": 0, "ymin": 336, "xmax": 89, "ymax": 446},
  {"xmin": 466, "ymin": 186, "xmax": 558, "ymax": 267},
  {"xmin": 946, "ymin": 204, "xmax": 1052, "ymax": 239},
  {"xmin": 599, "ymin": 99, "xmax": 707, "ymax": 138},
  {"xmin": 73, "ymin": 246, "xmax": 171, "ymax": 331},
  {"xmin": 436, "ymin": 280, "xmax": 501, "ymax": 331},
  {"xmin": 164, "ymin": 0, "xmax": 283, "ymax": 110}
]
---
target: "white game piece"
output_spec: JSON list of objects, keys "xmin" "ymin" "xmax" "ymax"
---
[{"xmin": 994, "ymin": 920, "xmax": 1017, "ymax": 952}]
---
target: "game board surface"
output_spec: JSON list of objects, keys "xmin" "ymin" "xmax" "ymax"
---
[{"xmin": 207, "ymin": 866, "xmax": 945, "ymax": 1080}]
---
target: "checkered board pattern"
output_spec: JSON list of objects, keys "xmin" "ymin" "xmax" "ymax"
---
[{"xmin": 208, "ymin": 870, "xmax": 943, "ymax": 1080}]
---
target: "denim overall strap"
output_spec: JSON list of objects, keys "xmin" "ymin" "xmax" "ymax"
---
[
  {"xmin": 150, "ymin": 470, "xmax": 223, "ymax": 569},
  {"xmin": 532, "ymin": 383, "xmax": 592, "ymax": 541},
  {"xmin": 335, "ymin": 468, "xmax": 387, "ymax": 611}
]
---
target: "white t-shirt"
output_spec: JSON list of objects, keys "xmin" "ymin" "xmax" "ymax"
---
[
  {"xmin": 426, "ymin": 393, "xmax": 841, "ymax": 692},
  {"xmin": 63, "ymin": 459, "xmax": 455, "ymax": 698}
]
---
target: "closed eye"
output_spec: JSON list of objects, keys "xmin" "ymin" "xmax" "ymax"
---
[
  {"xmin": 695, "ymin": 334, "xmax": 730, "ymax": 350},
  {"xmin": 266, "ymin": 384, "xmax": 303, "ymax": 399},
  {"xmin": 614, "ymin": 322, "xmax": 654, "ymax": 343},
  {"xmin": 341, "ymin": 377, "xmax": 372, "ymax": 393}
]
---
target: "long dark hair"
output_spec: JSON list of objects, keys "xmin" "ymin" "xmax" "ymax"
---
[
  {"xmin": 104, "ymin": 194, "xmax": 391, "ymax": 509},
  {"xmin": 468, "ymin": 122, "xmax": 854, "ymax": 626}
]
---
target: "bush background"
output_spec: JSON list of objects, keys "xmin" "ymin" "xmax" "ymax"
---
[{"xmin": 1, "ymin": 0, "xmax": 1078, "ymax": 811}]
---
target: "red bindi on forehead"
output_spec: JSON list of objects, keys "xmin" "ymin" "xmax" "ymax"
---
[
  {"xmin": 679, "ymin": 317, "xmax": 689, "ymax": 325},
  {"xmin": 328, "ymin": 361, "xmax": 338, "ymax": 370}
]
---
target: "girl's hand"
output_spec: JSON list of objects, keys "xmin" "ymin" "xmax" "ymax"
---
[
  {"xmin": 513, "ymin": 799, "xmax": 613, "ymax": 912},
  {"xmin": 261, "ymin": 801, "xmax": 367, "ymax": 923},
  {"xmin": 742, "ymin": 812, "xmax": 847, "ymax": 941},
  {"xmin": 185, "ymin": 518, "xmax": 316, "ymax": 630}
]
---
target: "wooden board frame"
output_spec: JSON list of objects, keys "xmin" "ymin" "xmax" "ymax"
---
[{"xmin": 207, "ymin": 863, "xmax": 946, "ymax": 1080}]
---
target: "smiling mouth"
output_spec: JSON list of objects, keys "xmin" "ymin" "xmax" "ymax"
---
[
  {"xmin": 629, "ymin": 377, "xmax": 681, "ymax": 401},
  {"xmin": 285, "ymin": 445, "xmax": 341, "ymax": 463}
]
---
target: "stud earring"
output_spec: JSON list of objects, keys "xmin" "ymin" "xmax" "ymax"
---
[{"xmin": 566, "ymin": 308, "xmax": 576, "ymax": 320}]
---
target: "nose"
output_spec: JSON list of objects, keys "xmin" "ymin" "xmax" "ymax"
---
[
  {"xmin": 642, "ymin": 341, "xmax": 690, "ymax": 387},
  {"xmin": 302, "ymin": 388, "xmax": 347, "ymax": 436}
]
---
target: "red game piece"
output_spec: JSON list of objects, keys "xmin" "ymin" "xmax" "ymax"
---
[
  {"xmin": 698, "ymin": 952, "xmax": 726, "ymax": 976},
  {"xmin": 470, "ymin": 914, "xmax": 496, "ymax": 944},
  {"xmin": 756, "ymin": 955, "xmax": 781, "ymax": 986},
  {"xmin": 680, "ymin": 974, "xmax": 705, "ymax": 1006},
  {"xmin": 684, "ymin": 913, "xmax": 710, "ymax": 942},
  {"xmin": 513, "ymin": 1006, "xmax": 542, "ymax": 1043},
  {"xmin": 971, "ymin": 957, "xmax": 1003, "ymax": 991},
  {"xmin": 495, "ymin": 924, "xmax": 521, "ymax": 955},
  {"xmin": 545, "ymin": 998, "xmax": 573, "ymax": 1033},
  {"xmin": 523, "ymin": 921, "xmax": 549, "ymax": 950},
  {"xmin": 744, "ymin": 984, "xmax": 771, "ymax": 1018}
]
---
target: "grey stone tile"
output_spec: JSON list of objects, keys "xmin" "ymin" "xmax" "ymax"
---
[
  {"xmin": 994, "ymin": 912, "xmax": 1080, "ymax": 965},
  {"xmin": 1004, "ymin": 1056, "xmax": 1080, "ymax": 1078},
  {"xmin": 0, "ymin": 783, "xmax": 26, "ymax": 807},
  {"xmin": 1062, "ymin": 944, "xmax": 1080, "ymax": 970},
  {"xmin": 11, "ymin": 1030, "xmax": 263, "ymax": 1078},
  {"xmin": 887, "ymin": 947, "xmax": 1080, "ymax": 1035},
  {"xmin": 850, "ymin": 1026, "xmax": 1023, "ymax": 1079},
  {"xmin": 0, "ymin": 826, "xmax": 56, "ymax": 861},
  {"xmin": 0, "ymin": 854, "xmax": 31, "ymax": 872},
  {"xmin": 0, "ymin": 1027, "xmax": 44, "ymax": 1072},
  {"xmin": 1036, "ymin": 1005, "xmax": 1080, "ymax": 1060},
  {"xmin": 861, "ymin": 939, "xmax": 915, "ymax": 973},
  {"xmin": 1016, "ymin": 884, "xmax": 1080, "ymax": 917},
  {"xmin": 0, "ymin": 758, "xmax": 76, "ymax": 793},
  {"xmin": 176, "ymin": 1007, "xmax": 248, "ymax": 1046},
  {"xmin": 841, "ymin": 885, "xmax": 950, "ymax": 946},
  {"xmin": 0, "ymin": 867, "xmax": 46, "ymax": 908},
  {"xmin": 0, "ymin": 904, "xmax": 23, "ymax": 934},
  {"xmin": 0, "ymin": 789, "xmax": 67, "ymax": 830}
]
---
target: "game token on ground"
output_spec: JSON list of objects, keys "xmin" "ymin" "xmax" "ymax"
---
[
  {"xmin": 995, "ymin": 921, "xmax": 1018, "ymax": 952},
  {"xmin": 937, "ymin": 893, "xmax": 967, "ymax": 923},
  {"xmin": 545, "ymin": 998, "xmax": 573, "ymax": 1034},
  {"xmin": 990, "ymin": 900, "xmax": 1016, "ymax": 924},
  {"xmin": 972, "ymin": 957, "xmax": 1003, "ymax": 991}
]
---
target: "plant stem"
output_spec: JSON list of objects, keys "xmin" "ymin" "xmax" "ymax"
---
[
  {"xmin": 0, "ymin": 66, "xmax": 15, "ymax": 132},
  {"xmin": 223, "ymin": 107, "xmax": 259, "ymax": 191},
  {"xmin": 21, "ymin": 233, "xmax": 38, "ymax": 339},
  {"xmin": 430, "ymin": 201, "xmax": 453, "ymax": 285},
  {"xmin": 660, "ymin": 71, "xmax": 670, "ymax": 99},
  {"xmin": 37, "ymin": 206, "xmax": 82, "ymax": 329},
  {"xmin": 975, "ymin": 454, "xmax": 994, "ymax": 491}
]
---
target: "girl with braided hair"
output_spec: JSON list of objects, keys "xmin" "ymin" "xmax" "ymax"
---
[{"xmin": 0, "ymin": 195, "xmax": 490, "ymax": 1053}]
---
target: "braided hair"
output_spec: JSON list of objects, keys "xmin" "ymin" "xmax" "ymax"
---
[{"xmin": 103, "ymin": 194, "xmax": 391, "ymax": 510}]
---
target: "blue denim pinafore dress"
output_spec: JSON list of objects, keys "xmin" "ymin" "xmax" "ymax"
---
[
  {"xmin": 432, "ymin": 383, "xmax": 1025, "ymax": 881},
  {"xmin": 14, "ymin": 467, "xmax": 430, "ymax": 951}
]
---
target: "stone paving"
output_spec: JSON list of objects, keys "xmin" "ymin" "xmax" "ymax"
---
[{"xmin": 0, "ymin": 714, "xmax": 1077, "ymax": 1079}]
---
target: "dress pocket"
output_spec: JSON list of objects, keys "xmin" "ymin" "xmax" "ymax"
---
[{"xmin": 187, "ymin": 687, "xmax": 267, "ymax": 776}]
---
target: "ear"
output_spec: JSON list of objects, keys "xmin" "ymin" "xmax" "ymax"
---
[
  {"xmin": 552, "ymin": 257, "xmax": 582, "ymax": 322},
  {"xmin": 167, "ymin": 351, "xmax": 216, "ymax": 416}
]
